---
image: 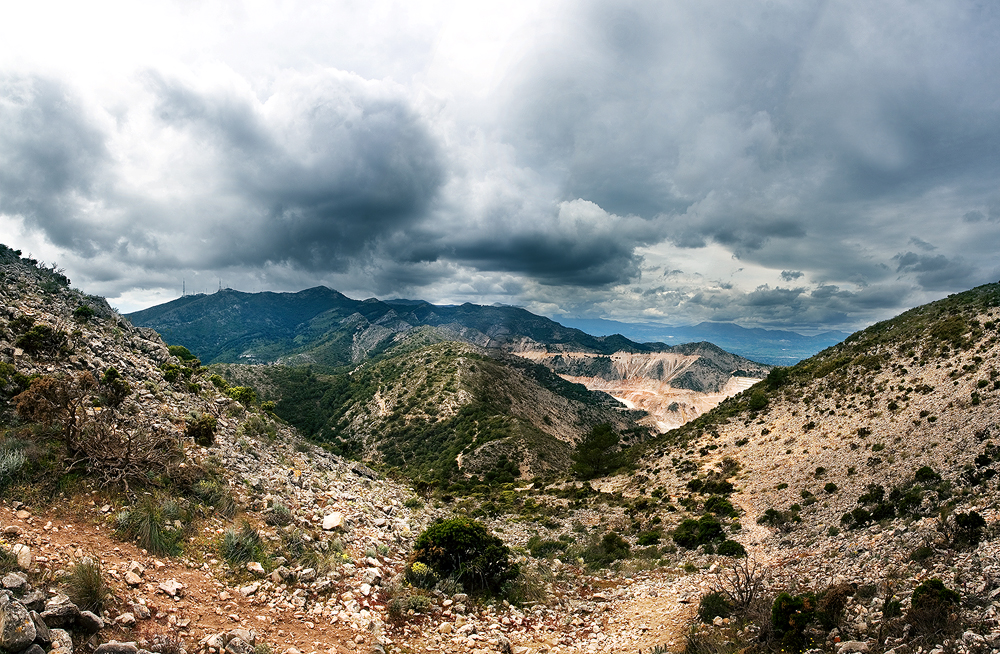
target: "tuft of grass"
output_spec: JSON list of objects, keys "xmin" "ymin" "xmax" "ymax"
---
[
  {"xmin": 264, "ymin": 502, "xmax": 293, "ymax": 526},
  {"xmin": 193, "ymin": 479, "xmax": 237, "ymax": 518},
  {"xmin": 0, "ymin": 547, "xmax": 20, "ymax": 574},
  {"xmin": 115, "ymin": 497, "xmax": 183, "ymax": 556},
  {"xmin": 62, "ymin": 558, "xmax": 113, "ymax": 614},
  {"xmin": 220, "ymin": 522, "xmax": 266, "ymax": 565}
]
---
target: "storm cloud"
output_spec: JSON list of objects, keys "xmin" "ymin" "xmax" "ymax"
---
[{"xmin": 0, "ymin": 0, "xmax": 999, "ymax": 331}]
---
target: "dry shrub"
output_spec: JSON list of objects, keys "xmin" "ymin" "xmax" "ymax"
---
[{"xmin": 14, "ymin": 373, "xmax": 186, "ymax": 490}]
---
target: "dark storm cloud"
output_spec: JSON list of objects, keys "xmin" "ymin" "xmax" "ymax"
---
[
  {"xmin": 780, "ymin": 270, "xmax": 804, "ymax": 282},
  {"xmin": 0, "ymin": 76, "xmax": 114, "ymax": 255},
  {"xmin": 145, "ymin": 70, "xmax": 445, "ymax": 271},
  {"xmin": 441, "ymin": 199, "xmax": 670, "ymax": 287},
  {"xmin": 498, "ymin": 0, "xmax": 1000, "ymax": 292},
  {"xmin": 893, "ymin": 251, "xmax": 975, "ymax": 291}
]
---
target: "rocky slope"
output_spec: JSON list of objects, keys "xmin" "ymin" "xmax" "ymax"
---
[{"xmin": 5, "ymin": 242, "xmax": 1000, "ymax": 654}]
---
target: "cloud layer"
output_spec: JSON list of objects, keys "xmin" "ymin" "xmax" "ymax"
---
[{"xmin": 1, "ymin": 0, "xmax": 999, "ymax": 332}]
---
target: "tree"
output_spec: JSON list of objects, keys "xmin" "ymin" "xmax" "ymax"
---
[{"xmin": 571, "ymin": 423, "xmax": 620, "ymax": 479}]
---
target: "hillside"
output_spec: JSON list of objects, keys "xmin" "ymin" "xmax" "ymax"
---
[
  {"xmin": 211, "ymin": 335, "xmax": 649, "ymax": 484},
  {"xmin": 125, "ymin": 288, "xmax": 670, "ymax": 368}
]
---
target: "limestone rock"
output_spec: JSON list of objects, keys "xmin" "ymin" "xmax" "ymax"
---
[
  {"xmin": 0, "ymin": 598, "xmax": 36, "ymax": 651},
  {"xmin": 10, "ymin": 545, "xmax": 30, "ymax": 571},
  {"xmin": 76, "ymin": 611, "xmax": 103, "ymax": 634},
  {"xmin": 157, "ymin": 580, "xmax": 184, "ymax": 598},
  {"xmin": 322, "ymin": 513, "xmax": 344, "ymax": 531},
  {"xmin": 40, "ymin": 595, "xmax": 80, "ymax": 628}
]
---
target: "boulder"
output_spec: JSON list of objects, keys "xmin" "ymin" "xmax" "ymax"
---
[
  {"xmin": 29, "ymin": 612, "xmax": 49, "ymax": 644},
  {"xmin": 322, "ymin": 513, "xmax": 344, "ymax": 531},
  {"xmin": 2, "ymin": 573, "xmax": 27, "ymax": 592},
  {"xmin": 17, "ymin": 644, "xmax": 45, "ymax": 654},
  {"xmin": 77, "ymin": 611, "xmax": 103, "ymax": 634},
  {"xmin": 115, "ymin": 614, "xmax": 136, "ymax": 628},
  {"xmin": 225, "ymin": 637, "xmax": 254, "ymax": 654},
  {"xmin": 49, "ymin": 629, "xmax": 73, "ymax": 652},
  {"xmin": 40, "ymin": 595, "xmax": 80, "ymax": 628},
  {"xmin": 20, "ymin": 592, "xmax": 45, "ymax": 613},
  {"xmin": 157, "ymin": 580, "xmax": 184, "ymax": 598},
  {"xmin": 0, "ymin": 599, "xmax": 37, "ymax": 651},
  {"xmin": 837, "ymin": 642, "xmax": 869, "ymax": 654},
  {"xmin": 10, "ymin": 545, "xmax": 30, "ymax": 571}
]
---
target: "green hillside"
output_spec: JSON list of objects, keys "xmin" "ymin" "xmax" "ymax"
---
[{"xmin": 213, "ymin": 338, "xmax": 649, "ymax": 489}]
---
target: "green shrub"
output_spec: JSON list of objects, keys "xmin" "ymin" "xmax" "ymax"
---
[
  {"xmin": 757, "ymin": 508, "xmax": 799, "ymax": 531},
  {"xmin": 0, "ymin": 548, "xmax": 19, "ymax": 575},
  {"xmin": 192, "ymin": 479, "xmax": 236, "ymax": 517},
  {"xmin": 62, "ymin": 559, "xmax": 112, "ymax": 614},
  {"xmin": 909, "ymin": 545, "xmax": 935, "ymax": 563},
  {"xmin": 404, "ymin": 561, "xmax": 438, "ymax": 589},
  {"xmin": 264, "ymin": 502, "xmax": 293, "ymax": 527},
  {"xmin": 581, "ymin": 531, "xmax": 631, "ymax": 568},
  {"xmin": 186, "ymin": 415, "xmax": 218, "ymax": 447},
  {"xmin": 698, "ymin": 591, "xmax": 732, "ymax": 623},
  {"xmin": 98, "ymin": 367, "xmax": 132, "ymax": 407},
  {"xmin": 771, "ymin": 591, "xmax": 816, "ymax": 651},
  {"xmin": 412, "ymin": 517, "xmax": 517, "ymax": 593},
  {"xmin": 704, "ymin": 495, "xmax": 737, "ymax": 517},
  {"xmin": 636, "ymin": 531, "xmax": 662, "ymax": 546},
  {"xmin": 915, "ymin": 466, "xmax": 941, "ymax": 483},
  {"xmin": 221, "ymin": 522, "xmax": 266, "ymax": 565},
  {"xmin": 716, "ymin": 540, "xmax": 746, "ymax": 557},
  {"xmin": 673, "ymin": 515, "xmax": 725, "ymax": 549},
  {"xmin": 226, "ymin": 386, "xmax": 258, "ymax": 406},
  {"xmin": 168, "ymin": 345, "xmax": 198, "ymax": 361},
  {"xmin": 571, "ymin": 424, "xmax": 620, "ymax": 479},
  {"xmin": 0, "ymin": 449, "xmax": 27, "ymax": 487},
  {"xmin": 823, "ymin": 482, "xmax": 838, "ymax": 493},
  {"xmin": 526, "ymin": 535, "xmax": 568, "ymax": 558},
  {"xmin": 15, "ymin": 324, "xmax": 67, "ymax": 356},
  {"xmin": 161, "ymin": 363, "xmax": 181, "ymax": 383},
  {"xmin": 908, "ymin": 578, "xmax": 960, "ymax": 635},
  {"xmin": 73, "ymin": 306, "xmax": 96, "ymax": 322},
  {"xmin": 208, "ymin": 374, "xmax": 229, "ymax": 389},
  {"xmin": 953, "ymin": 511, "xmax": 986, "ymax": 548}
]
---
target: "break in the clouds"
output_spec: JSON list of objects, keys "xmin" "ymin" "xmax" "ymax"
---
[{"xmin": 1, "ymin": 0, "xmax": 999, "ymax": 332}]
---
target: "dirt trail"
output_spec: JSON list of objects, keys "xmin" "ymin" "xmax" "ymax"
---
[{"xmin": 2, "ymin": 501, "xmax": 370, "ymax": 654}]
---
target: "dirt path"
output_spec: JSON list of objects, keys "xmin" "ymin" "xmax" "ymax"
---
[{"xmin": 4, "ymin": 501, "xmax": 371, "ymax": 654}]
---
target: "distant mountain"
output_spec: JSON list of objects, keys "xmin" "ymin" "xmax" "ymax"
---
[
  {"xmin": 557, "ymin": 317, "xmax": 849, "ymax": 365},
  {"xmin": 128, "ymin": 287, "xmax": 775, "ymax": 433},
  {"xmin": 126, "ymin": 287, "xmax": 671, "ymax": 367}
]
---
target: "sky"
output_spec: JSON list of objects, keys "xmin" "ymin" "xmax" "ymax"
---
[{"xmin": 1, "ymin": 0, "xmax": 999, "ymax": 332}]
